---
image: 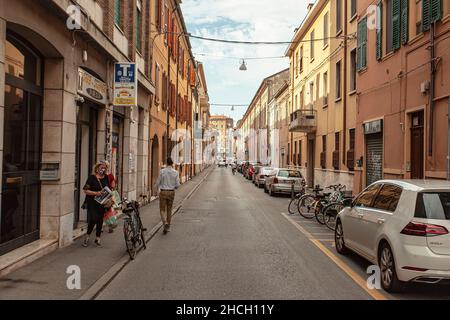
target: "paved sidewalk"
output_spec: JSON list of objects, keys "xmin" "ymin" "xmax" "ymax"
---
[{"xmin": 0, "ymin": 167, "xmax": 213, "ymax": 300}]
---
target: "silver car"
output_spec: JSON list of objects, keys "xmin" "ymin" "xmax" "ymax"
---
[
  {"xmin": 254, "ymin": 167, "xmax": 274, "ymax": 188},
  {"xmin": 264, "ymin": 169, "xmax": 305, "ymax": 196}
]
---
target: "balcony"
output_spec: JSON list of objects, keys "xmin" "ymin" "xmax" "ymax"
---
[{"xmin": 289, "ymin": 109, "xmax": 317, "ymax": 133}]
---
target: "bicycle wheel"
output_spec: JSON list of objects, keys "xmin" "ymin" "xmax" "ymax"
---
[
  {"xmin": 323, "ymin": 203, "xmax": 344, "ymax": 231},
  {"xmin": 288, "ymin": 196, "xmax": 301, "ymax": 215},
  {"xmin": 298, "ymin": 195, "xmax": 316, "ymax": 219},
  {"xmin": 123, "ymin": 218, "xmax": 137, "ymax": 260},
  {"xmin": 314, "ymin": 201, "xmax": 325, "ymax": 225}
]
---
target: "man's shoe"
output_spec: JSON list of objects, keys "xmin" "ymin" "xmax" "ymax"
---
[
  {"xmin": 163, "ymin": 224, "xmax": 169, "ymax": 235},
  {"xmin": 82, "ymin": 238, "xmax": 89, "ymax": 247},
  {"xmin": 94, "ymin": 239, "xmax": 102, "ymax": 247}
]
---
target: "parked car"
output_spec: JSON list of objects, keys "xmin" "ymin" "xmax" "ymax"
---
[
  {"xmin": 244, "ymin": 162, "xmax": 257, "ymax": 179},
  {"xmin": 251, "ymin": 166, "xmax": 262, "ymax": 183},
  {"xmin": 218, "ymin": 159, "xmax": 227, "ymax": 167},
  {"xmin": 254, "ymin": 167, "xmax": 274, "ymax": 188},
  {"xmin": 335, "ymin": 180, "xmax": 450, "ymax": 293},
  {"xmin": 264, "ymin": 169, "xmax": 305, "ymax": 196}
]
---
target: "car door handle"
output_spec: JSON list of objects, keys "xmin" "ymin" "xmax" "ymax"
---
[{"xmin": 377, "ymin": 218, "xmax": 386, "ymax": 224}]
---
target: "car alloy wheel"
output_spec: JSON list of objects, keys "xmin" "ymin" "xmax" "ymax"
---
[
  {"xmin": 335, "ymin": 221, "xmax": 348, "ymax": 255},
  {"xmin": 379, "ymin": 243, "xmax": 404, "ymax": 293}
]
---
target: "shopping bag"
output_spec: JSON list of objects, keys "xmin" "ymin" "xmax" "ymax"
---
[{"xmin": 104, "ymin": 208, "xmax": 118, "ymax": 228}]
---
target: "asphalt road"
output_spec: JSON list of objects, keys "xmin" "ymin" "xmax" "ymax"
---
[{"xmin": 96, "ymin": 167, "xmax": 450, "ymax": 300}]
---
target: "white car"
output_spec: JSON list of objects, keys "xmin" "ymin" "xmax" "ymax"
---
[
  {"xmin": 217, "ymin": 160, "xmax": 227, "ymax": 167},
  {"xmin": 335, "ymin": 180, "xmax": 450, "ymax": 292}
]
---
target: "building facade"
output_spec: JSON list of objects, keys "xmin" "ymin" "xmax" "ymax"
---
[
  {"xmin": 353, "ymin": 0, "xmax": 450, "ymax": 193},
  {"xmin": 286, "ymin": 0, "xmax": 357, "ymax": 191},
  {"xmin": 0, "ymin": 0, "xmax": 208, "ymax": 272},
  {"xmin": 209, "ymin": 115, "xmax": 234, "ymax": 160},
  {"xmin": 236, "ymin": 69, "xmax": 289, "ymax": 165}
]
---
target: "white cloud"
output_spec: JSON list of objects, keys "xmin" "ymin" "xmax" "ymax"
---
[{"xmin": 181, "ymin": 0, "xmax": 310, "ymax": 121}]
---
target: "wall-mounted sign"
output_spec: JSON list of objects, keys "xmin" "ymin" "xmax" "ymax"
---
[
  {"xmin": 78, "ymin": 68, "xmax": 107, "ymax": 105},
  {"xmin": 113, "ymin": 63, "xmax": 137, "ymax": 107},
  {"xmin": 364, "ymin": 119, "xmax": 383, "ymax": 135}
]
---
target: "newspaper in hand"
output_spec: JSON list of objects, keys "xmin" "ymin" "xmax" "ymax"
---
[{"xmin": 94, "ymin": 186, "xmax": 113, "ymax": 205}]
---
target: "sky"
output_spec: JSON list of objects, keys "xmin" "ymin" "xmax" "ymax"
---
[{"xmin": 180, "ymin": 0, "xmax": 311, "ymax": 124}]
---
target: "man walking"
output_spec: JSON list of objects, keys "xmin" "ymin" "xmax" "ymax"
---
[{"xmin": 155, "ymin": 157, "xmax": 180, "ymax": 234}]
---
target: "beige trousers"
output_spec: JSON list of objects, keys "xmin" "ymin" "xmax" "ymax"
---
[{"xmin": 159, "ymin": 190, "xmax": 175, "ymax": 225}]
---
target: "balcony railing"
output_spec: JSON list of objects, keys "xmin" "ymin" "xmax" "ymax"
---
[{"xmin": 289, "ymin": 109, "xmax": 317, "ymax": 133}]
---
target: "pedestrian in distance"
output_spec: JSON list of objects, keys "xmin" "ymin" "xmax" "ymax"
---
[
  {"xmin": 82, "ymin": 161, "xmax": 112, "ymax": 247},
  {"xmin": 155, "ymin": 157, "xmax": 180, "ymax": 235}
]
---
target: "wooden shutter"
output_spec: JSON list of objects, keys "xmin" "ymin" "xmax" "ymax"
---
[
  {"xmin": 156, "ymin": 0, "xmax": 162, "ymax": 30},
  {"xmin": 401, "ymin": 0, "xmax": 409, "ymax": 45},
  {"xmin": 422, "ymin": 0, "xmax": 431, "ymax": 31},
  {"xmin": 431, "ymin": 0, "xmax": 442, "ymax": 23},
  {"xmin": 357, "ymin": 18, "xmax": 367, "ymax": 70},
  {"xmin": 376, "ymin": 1, "xmax": 383, "ymax": 60},
  {"xmin": 392, "ymin": 0, "xmax": 401, "ymax": 50}
]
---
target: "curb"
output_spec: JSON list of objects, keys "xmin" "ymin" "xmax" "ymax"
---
[{"xmin": 79, "ymin": 167, "xmax": 213, "ymax": 300}]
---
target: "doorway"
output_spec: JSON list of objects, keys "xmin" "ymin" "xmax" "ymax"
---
[
  {"xmin": 410, "ymin": 111, "xmax": 424, "ymax": 179},
  {"xmin": 307, "ymin": 138, "xmax": 315, "ymax": 187},
  {"xmin": 112, "ymin": 114, "xmax": 124, "ymax": 196},
  {"xmin": 74, "ymin": 102, "xmax": 98, "ymax": 228},
  {"xmin": 1, "ymin": 34, "xmax": 43, "ymax": 254}
]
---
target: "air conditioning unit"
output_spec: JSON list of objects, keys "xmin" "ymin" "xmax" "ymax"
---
[{"xmin": 420, "ymin": 81, "xmax": 430, "ymax": 94}]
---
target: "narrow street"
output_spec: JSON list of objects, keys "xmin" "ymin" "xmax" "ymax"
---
[{"xmin": 96, "ymin": 167, "xmax": 450, "ymax": 300}]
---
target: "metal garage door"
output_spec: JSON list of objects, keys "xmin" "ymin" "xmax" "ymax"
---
[{"xmin": 366, "ymin": 133, "xmax": 383, "ymax": 186}]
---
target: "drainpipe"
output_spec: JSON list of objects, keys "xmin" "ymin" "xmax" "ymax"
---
[
  {"xmin": 166, "ymin": 44, "xmax": 171, "ymax": 162},
  {"xmin": 428, "ymin": 23, "xmax": 436, "ymax": 157}
]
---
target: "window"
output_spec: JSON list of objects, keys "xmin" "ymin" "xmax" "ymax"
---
[
  {"xmin": 114, "ymin": 0, "xmax": 122, "ymax": 27},
  {"xmin": 300, "ymin": 87, "xmax": 304, "ymax": 109},
  {"xmin": 299, "ymin": 140, "xmax": 302, "ymax": 166},
  {"xmin": 295, "ymin": 95, "xmax": 298, "ymax": 110},
  {"xmin": 416, "ymin": 0, "xmax": 423, "ymax": 35},
  {"xmin": 336, "ymin": 0, "xmax": 342, "ymax": 33},
  {"xmin": 347, "ymin": 128, "xmax": 356, "ymax": 171},
  {"xmin": 350, "ymin": 49, "xmax": 357, "ymax": 92},
  {"xmin": 335, "ymin": 61, "xmax": 341, "ymax": 100},
  {"xmin": 354, "ymin": 184, "xmax": 382, "ymax": 208},
  {"xmin": 321, "ymin": 135, "xmax": 327, "ymax": 168},
  {"xmin": 164, "ymin": 5, "xmax": 169, "ymax": 46},
  {"xmin": 299, "ymin": 46, "xmax": 304, "ymax": 72},
  {"xmin": 136, "ymin": 2, "xmax": 142, "ymax": 52},
  {"xmin": 351, "ymin": 0, "xmax": 357, "ymax": 18},
  {"xmin": 155, "ymin": 64, "xmax": 160, "ymax": 102},
  {"xmin": 335, "ymin": 132, "xmax": 340, "ymax": 153},
  {"xmin": 422, "ymin": 0, "xmax": 443, "ymax": 32},
  {"xmin": 357, "ymin": 17, "xmax": 367, "ymax": 70},
  {"xmin": 294, "ymin": 141, "xmax": 298, "ymax": 165},
  {"xmin": 323, "ymin": 71, "xmax": 328, "ymax": 106},
  {"xmin": 373, "ymin": 184, "xmax": 403, "ymax": 212},
  {"xmin": 415, "ymin": 192, "xmax": 450, "ymax": 220},
  {"xmin": 310, "ymin": 30, "xmax": 315, "ymax": 61},
  {"xmin": 387, "ymin": 0, "xmax": 394, "ymax": 52},
  {"xmin": 324, "ymin": 12, "xmax": 329, "ymax": 47},
  {"xmin": 309, "ymin": 81, "xmax": 314, "ymax": 103},
  {"xmin": 296, "ymin": 52, "xmax": 299, "ymax": 75},
  {"xmin": 156, "ymin": 0, "xmax": 163, "ymax": 31},
  {"xmin": 376, "ymin": 1, "xmax": 383, "ymax": 60}
]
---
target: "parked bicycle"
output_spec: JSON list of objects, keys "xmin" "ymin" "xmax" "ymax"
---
[
  {"xmin": 120, "ymin": 198, "xmax": 147, "ymax": 260},
  {"xmin": 288, "ymin": 180, "xmax": 307, "ymax": 214},
  {"xmin": 322, "ymin": 188, "xmax": 354, "ymax": 231},
  {"xmin": 297, "ymin": 185, "xmax": 331, "ymax": 220}
]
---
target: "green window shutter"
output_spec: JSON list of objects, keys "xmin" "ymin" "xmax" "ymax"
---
[
  {"xmin": 115, "ymin": 0, "xmax": 121, "ymax": 26},
  {"xmin": 392, "ymin": 0, "xmax": 401, "ymax": 50},
  {"xmin": 401, "ymin": 0, "xmax": 408, "ymax": 44},
  {"xmin": 431, "ymin": 0, "xmax": 442, "ymax": 23},
  {"xmin": 357, "ymin": 18, "xmax": 367, "ymax": 70},
  {"xmin": 376, "ymin": 1, "xmax": 383, "ymax": 60},
  {"xmin": 422, "ymin": 0, "xmax": 431, "ymax": 31}
]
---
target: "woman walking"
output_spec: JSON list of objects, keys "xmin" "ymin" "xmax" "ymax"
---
[{"xmin": 82, "ymin": 162, "xmax": 111, "ymax": 247}]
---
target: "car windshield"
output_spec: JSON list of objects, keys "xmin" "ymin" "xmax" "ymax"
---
[
  {"xmin": 415, "ymin": 192, "xmax": 450, "ymax": 220},
  {"xmin": 261, "ymin": 168, "xmax": 273, "ymax": 174},
  {"xmin": 278, "ymin": 170, "xmax": 302, "ymax": 178}
]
